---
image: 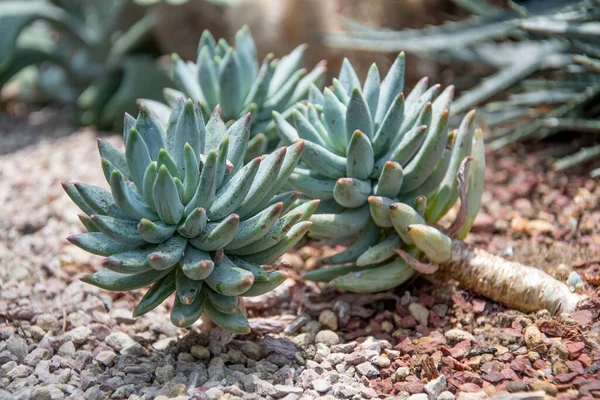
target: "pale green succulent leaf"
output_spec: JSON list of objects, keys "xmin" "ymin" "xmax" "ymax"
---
[
  {"xmin": 368, "ymin": 196, "xmax": 394, "ymax": 228},
  {"xmin": 390, "ymin": 202, "xmax": 426, "ymax": 244},
  {"xmin": 339, "ymin": 58, "xmax": 362, "ymax": 95},
  {"xmin": 407, "ymin": 224, "xmax": 452, "ymax": 263},
  {"xmin": 226, "ymin": 202, "xmax": 284, "ymax": 250},
  {"xmin": 186, "ymin": 150, "xmax": 217, "ymax": 215},
  {"xmin": 98, "ymin": 139, "xmax": 129, "ymax": 180},
  {"xmin": 82, "ymin": 267, "xmax": 171, "ymax": 292},
  {"xmin": 132, "ymin": 268, "xmax": 176, "ymax": 317},
  {"xmin": 241, "ymin": 271, "xmax": 288, "ymax": 297},
  {"xmin": 372, "ymin": 93, "xmax": 405, "ymax": 156},
  {"xmin": 229, "ymin": 256, "xmax": 270, "ymax": 283},
  {"xmin": 180, "ymin": 245, "xmax": 214, "ymax": 280},
  {"xmin": 356, "ymin": 234, "xmax": 402, "ymax": 267},
  {"xmin": 317, "ymin": 221, "xmax": 380, "ymax": 266},
  {"xmin": 134, "ymin": 106, "xmax": 167, "ymax": 160},
  {"xmin": 332, "ymin": 257, "xmax": 414, "ymax": 293},
  {"xmin": 374, "ymin": 161, "xmax": 404, "ymax": 198},
  {"xmin": 110, "ymin": 170, "xmax": 158, "ymax": 220},
  {"xmin": 204, "ymin": 302, "xmax": 250, "ymax": 334},
  {"xmin": 153, "ymin": 165, "xmax": 184, "ymax": 225},
  {"xmin": 156, "ymin": 148, "xmax": 180, "ymax": 180},
  {"xmin": 142, "ymin": 162, "xmax": 158, "ymax": 210},
  {"xmin": 208, "ymin": 157, "xmax": 261, "ymax": 220},
  {"xmin": 219, "ymin": 48, "xmax": 243, "ymax": 119},
  {"xmin": 363, "ymin": 63, "xmax": 381, "ymax": 121},
  {"xmin": 74, "ymin": 182, "xmax": 128, "ymax": 220},
  {"xmin": 138, "ymin": 218, "xmax": 177, "ymax": 244},
  {"xmin": 235, "ymin": 147, "xmax": 285, "ymax": 218},
  {"xmin": 205, "ymin": 255, "xmax": 254, "ymax": 296},
  {"xmin": 333, "ymin": 178, "xmax": 372, "ymax": 208},
  {"xmin": 375, "ymin": 52, "xmax": 405, "ymax": 125},
  {"xmin": 126, "ymin": 128, "xmax": 152, "ymax": 191},
  {"xmin": 68, "ymin": 232, "xmax": 135, "ymax": 257},
  {"xmin": 323, "ymin": 88, "xmax": 348, "ymax": 151},
  {"xmin": 346, "ymin": 130, "xmax": 374, "ymax": 180},
  {"xmin": 205, "ymin": 286, "xmax": 237, "ymax": 314},
  {"xmin": 189, "ymin": 214, "xmax": 239, "ymax": 251},
  {"xmin": 147, "ymin": 234, "xmax": 187, "ymax": 270},
  {"xmin": 309, "ymin": 204, "xmax": 370, "ymax": 239},
  {"xmin": 197, "ymin": 46, "xmax": 220, "ymax": 107},
  {"xmin": 103, "ymin": 247, "xmax": 154, "ymax": 274},
  {"xmin": 426, "ymin": 110, "xmax": 476, "ymax": 222},
  {"xmin": 172, "ymin": 54, "xmax": 204, "ymax": 104},
  {"xmin": 91, "ymin": 214, "xmax": 146, "ymax": 246},
  {"xmin": 402, "ymin": 108, "xmax": 450, "ymax": 191},
  {"xmin": 176, "ymin": 267, "xmax": 203, "ymax": 304},
  {"xmin": 170, "ymin": 291, "xmax": 207, "ymax": 328},
  {"xmin": 455, "ymin": 128, "xmax": 485, "ymax": 239},
  {"xmin": 269, "ymin": 43, "xmax": 306, "ymax": 96},
  {"xmin": 300, "ymin": 140, "xmax": 347, "ymax": 179},
  {"xmin": 346, "ymin": 88, "xmax": 374, "ymax": 141},
  {"xmin": 243, "ymin": 220, "xmax": 312, "ymax": 264}
]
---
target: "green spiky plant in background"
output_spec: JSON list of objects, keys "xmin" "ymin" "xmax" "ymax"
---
[
  {"xmin": 63, "ymin": 100, "xmax": 316, "ymax": 333},
  {"xmin": 141, "ymin": 26, "xmax": 328, "ymax": 159},
  {"xmin": 274, "ymin": 53, "xmax": 486, "ymax": 292},
  {"xmin": 0, "ymin": 0, "xmax": 172, "ymax": 129},
  {"xmin": 321, "ymin": 0, "xmax": 600, "ymax": 175}
]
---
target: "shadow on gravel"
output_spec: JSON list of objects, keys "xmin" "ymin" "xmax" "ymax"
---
[{"xmin": 0, "ymin": 108, "xmax": 81, "ymax": 155}]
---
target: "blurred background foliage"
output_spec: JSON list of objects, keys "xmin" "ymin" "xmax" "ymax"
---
[{"xmin": 0, "ymin": 0, "xmax": 598, "ymax": 173}]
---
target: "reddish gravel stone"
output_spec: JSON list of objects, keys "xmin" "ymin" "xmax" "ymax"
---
[
  {"xmin": 458, "ymin": 382, "xmax": 482, "ymax": 392},
  {"xmin": 538, "ymin": 320, "xmax": 566, "ymax": 337},
  {"xmin": 394, "ymin": 382, "xmax": 424, "ymax": 394},
  {"xmin": 554, "ymin": 372, "xmax": 579, "ymax": 383},
  {"xmin": 572, "ymin": 310, "xmax": 594, "ymax": 327},
  {"xmin": 472, "ymin": 299, "xmax": 486, "ymax": 313},
  {"xmin": 565, "ymin": 360, "xmax": 584, "ymax": 374},
  {"xmin": 400, "ymin": 316, "xmax": 417, "ymax": 329},
  {"xmin": 564, "ymin": 341, "xmax": 585, "ymax": 359}
]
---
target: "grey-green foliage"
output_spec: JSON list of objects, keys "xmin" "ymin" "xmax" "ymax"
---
[
  {"xmin": 274, "ymin": 55, "xmax": 486, "ymax": 292},
  {"xmin": 141, "ymin": 26, "xmax": 327, "ymax": 158},
  {"xmin": 0, "ymin": 0, "xmax": 172, "ymax": 129},
  {"xmin": 64, "ymin": 101, "xmax": 314, "ymax": 333},
  {"xmin": 322, "ymin": 0, "xmax": 600, "ymax": 173}
]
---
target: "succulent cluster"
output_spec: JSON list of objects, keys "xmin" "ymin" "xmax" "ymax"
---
[
  {"xmin": 64, "ymin": 23, "xmax": 490, "ymax": 330},
  {"xmin": 275, "ymin": 54, "xmax": 486, "ymax": 292},
  {"xmin": 143, "ymin": 26, "xmax": 327, "ymax": 158},
  {"xmin": 0, "ymin": 0, "xmax": 171, "ymax": 129},
  {"xmin": 64, "ymin": 101, "xmax": 316, "ymax": 332}
]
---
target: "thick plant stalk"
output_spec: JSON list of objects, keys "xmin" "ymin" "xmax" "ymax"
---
[{"xmin": 436, "ymin": 240, "xmax": 582, "ymax": 315}]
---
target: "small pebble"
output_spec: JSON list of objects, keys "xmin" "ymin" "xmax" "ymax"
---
[{"xmin": 315, "ymin": 330, "xmax": 340, "ymax": 346}]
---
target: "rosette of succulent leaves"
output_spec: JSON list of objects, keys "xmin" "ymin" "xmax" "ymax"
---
[
  {"xmin": 0, "ymin": 0, "xmax": 171, "ymax": 129},
  {"xmin": 63, "ymin": 100, "xmax": 317, "ymax": 333},
  {"xmin": 141, "ymin": 26, "xmax": 327, "ymax": 160},
  {"xmin": 274, "ymin": 54, "xmax": 485, "ymax": 293}
]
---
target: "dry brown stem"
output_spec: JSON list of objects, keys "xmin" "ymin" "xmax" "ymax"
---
[{"xmin": 437, "ymin": 240, "xmax": 582, "ymax": 315}]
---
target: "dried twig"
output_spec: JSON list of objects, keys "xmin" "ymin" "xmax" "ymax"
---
[{"xmin": 447, "ymin": 156, "xmax": 473, "ymax": 238}]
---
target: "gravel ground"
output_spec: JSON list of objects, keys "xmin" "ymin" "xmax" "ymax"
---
[{"xmin": 0, "ymin": 109, "xmax": 599, "ymax": 400}]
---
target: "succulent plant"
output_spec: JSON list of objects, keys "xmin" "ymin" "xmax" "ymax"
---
[
  {"xmin": 274, "ymin": 54, "xmax": 486, "ymax": 292},
  {"xmin": 0, "ymin": 0, "xmax": 172, "ymax": 129},
  {"xmin": 64, "ymin": 100, "xmax": 315, "ymax": 332},
  {"xmin": 141, "ymin": 26, "xmax": 327, "ymax": 159}
]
